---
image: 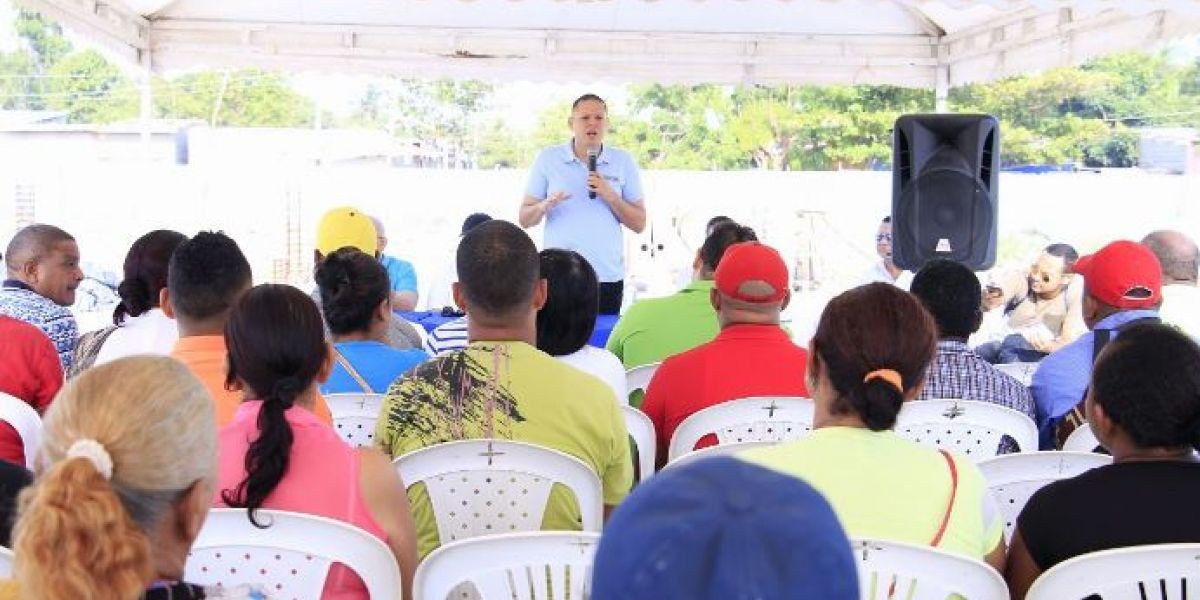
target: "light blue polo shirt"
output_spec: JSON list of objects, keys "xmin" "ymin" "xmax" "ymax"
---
[{"xmin": 525, "ymin": 140, "xmax": 644, "ymax": 282}]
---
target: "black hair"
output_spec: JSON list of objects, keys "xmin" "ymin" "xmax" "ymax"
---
[
  {"xmin": 1092, "ymin": 323, "xmax": 1200, "ymax": 451},
  {"xmin": 699, "ymin": 223, "xmax": 758, "ymax": 273},
  {"xmin": 536, "ymin": 249, "xmax": 598, "ymax": 357},
  {"xmin": 221, "ymin": 284, "xmax": 328, "ymax": 527},
  {"xmin": 1045, "ymin": 243, "xmax": 1079, "ymax": 272},
  {"xmin": 910, "ymin": 259, "xmax": 982, "ymax": 339},
  {"xmin": 113, "ymin": 230, "xmax": 187, "ymax": 326},
  {"xmin": 315, "ymin": 248, "xmax": 389, "ymax": 335},
  {"xmin": 456, "ymin": 220, "xmax": 540, "ymax": 319},
  {"xmin": 167, "ymin": 231, "xmax": 252, "ymax": 322},
  {"xmin": 812, "ymin": 283, "xmax": 938, "ymax": 431},
  {"xmin": 571, "ymin": 94, "xmax": 607, "ymax": 111}
]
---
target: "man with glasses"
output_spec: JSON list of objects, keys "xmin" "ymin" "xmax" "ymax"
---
[{"xmin": 857, "ymin": 216, "xmax": 912, "ymax": 289}]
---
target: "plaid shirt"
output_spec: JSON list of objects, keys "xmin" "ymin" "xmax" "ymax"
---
[{"xmin": 919, "ymin": 340, "xmax": 1036, "ymax": 452}]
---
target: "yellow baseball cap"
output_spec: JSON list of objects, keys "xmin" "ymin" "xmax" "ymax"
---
[{"xmin": 316, "ymin": 206, "xmax": 377, "ymax": 256}]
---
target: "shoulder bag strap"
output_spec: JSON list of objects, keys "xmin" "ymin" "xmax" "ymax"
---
[
  {"xmin": 332, "ymin": 347, "xmax": 375, "ymax": 395},
  {"xmin": 930, "ymin": 449, "xmax": 959, "ymax": 547}
]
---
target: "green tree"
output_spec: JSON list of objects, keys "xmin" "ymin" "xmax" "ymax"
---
[{"xmin": 44, "ymin": 50, "xmax": 138, "ymax": 123}]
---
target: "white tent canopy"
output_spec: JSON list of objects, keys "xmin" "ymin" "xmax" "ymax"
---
[{"xmin": 15, "ymin": 0, "xmax": 1200, "ymax": 94}]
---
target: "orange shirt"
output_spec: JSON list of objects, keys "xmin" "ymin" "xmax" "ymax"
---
[{"xmin": 171, "ymin": 335, "xmax": 332, "ymax": 426}]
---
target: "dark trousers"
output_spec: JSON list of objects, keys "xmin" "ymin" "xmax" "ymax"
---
[{"xmin": 599, "ymin": 281, "xmax": 624, "ymax": 315}]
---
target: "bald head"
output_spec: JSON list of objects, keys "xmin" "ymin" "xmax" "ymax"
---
[
  {"xmin": 5, "ymin": 224, "xmax": 83, "ymax": 306},
  {"xmin": 1142, "ymin": 230, "xmax": 1198, "ymax": 285}
]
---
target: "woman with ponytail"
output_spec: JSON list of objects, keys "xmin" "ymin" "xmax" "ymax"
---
[
  {"xmin": 8, "ymin": 356, "xmax": 218, "ymax": 599},
  {"xmin": 216, "ymin": 284, "xmax": 417, "ymax": 600},
  {"xmin": 1006, "ymin": 323, "xmax": 1200, "ymax": 599},
  {"xmin": 742, "ymin": 283, "xmax": 1005, "ymax": 570},
  {"xmin": 71, "ymin": 230, "xmax": 188, "ymax": 377}
]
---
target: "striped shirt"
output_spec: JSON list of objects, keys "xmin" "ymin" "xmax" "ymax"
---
[
  {"xmin": 918, "ymin": 339, "xmax": 1035, "ymax": 452},
  {"xmin": 424, "ymin": 317, "xmax": 469, "ymax": 356}
]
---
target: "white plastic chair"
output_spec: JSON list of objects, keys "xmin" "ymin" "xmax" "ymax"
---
[
  {"xmin": 186, "ymin": 509, "xmax": 401, "ymax": 600},
  {"xmin": 0, "ymin": 392, "xmax": 42, "ymax": 469},
  {"xmin": 413, "ymin": 531, "xmax": 599, "ymax": 600},
  {"xmin": 393, "ymin": 439, "xmax": 603, "ymax": 546},
  {"xmin": 852, "ymin": 538, "xmax": 1008, "ymax": 600},
  {"xmin": 663, "ymin": 440, "xmax": 778, "ymax": 470},
  {"xmin": 894, "ymin": 399, "xmax": 1038, "ymax": 459},
  {"xmin": 1025, "ymin": 543, "xmax": 1200, "ymax": 600},
  {"xmin": 323, "ymin": 393, "xmax": 384, "ymax": 449},
  {"xmin": 0, "ymin": 546, "xmax": 13, "ymax": 578},
  {"xmin": 624, "ymin": 363, "xmax": 660, "ymax": 403},
  {"xmin": 978, "ymin": 451, "xmax": 1112, "ymax": 543},
  {"xmin": 995, "ymin": 362, "xmax": 1038, "ymax": 386},
  {"xmin": 667, "ymin": 396, "xmax": 814, "ymax": 462},
  {"xmin": 1062, "ymin": 422, "xmax": 1103, "ymax": 453},
  {"xmin": 620, "ymin": 405, "xmax": 656, "ymax": 482}
]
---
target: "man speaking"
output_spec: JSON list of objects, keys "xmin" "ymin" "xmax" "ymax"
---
[{"xmin": 519, "ymin": 93, "xmax": 647, "ymax": 314}]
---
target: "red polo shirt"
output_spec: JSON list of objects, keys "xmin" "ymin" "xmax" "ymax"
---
[{"xmin": 642, "ymin": 323, "xmax": 808, "ymax": 467}]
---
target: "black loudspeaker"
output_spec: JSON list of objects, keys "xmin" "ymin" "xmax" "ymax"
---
[{"xmin": 892, "ymin": 114, "xmax": 999, "ymax": 271}]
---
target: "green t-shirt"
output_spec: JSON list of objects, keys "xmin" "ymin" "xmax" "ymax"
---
[
  {"xmin": 606, "ymin": 280, "xmax": 720, "ymax": 369},
  {"xmin": 741, "ymin": 427, "xmax": 1003, "ymax": 560},
  {"xmin": 376, "ymin": 341, "xmax": 632, "ymax": 557}
]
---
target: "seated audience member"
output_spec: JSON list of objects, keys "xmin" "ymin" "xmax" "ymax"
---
[
  {"xmin": 910, "ymin": 259, "xmax": 1035, "ymax": 451},
  {"xmin": 314, "ymin": 206, "xmax": 423, "ymax": 350},
  {"xmin": 742, "ymin": 283, "xmax": 1005, "ymax": 569},
  {"xmin": 8, "ymin": 356, "xmax": 219, "ymax": 599},
  {"xmin": 370, "ymin": 215, "xmax": 419, "ymax": 311},
  {"xmin": 0, "ymin": 315, "xmax": 62, "ymax": 466},
  {"xmin": 607, "ymin": 221, "xmax": 758, "ymax": 369},
  {"xmin": 0, "ymin": 224, "xmax": 83, "ymax": 370},
  {"xmin": 316, "ymin": 248, "xmax": 428, "ymax": 395},
  {"xmin": 166, "ymin": 232, "xmax": 332, "ymax": 426},
  {"xmin": 217, "ymin": 284, "xmax": 418, "ymax": 600},
  {"xmin": 592, "ymin": 457, "xmax": 858, "ymax": 600},
  {"xmin": 1142, "ymin": 229, "xmax": 1200, "ymax": 338},
  {"xmin": 857, "ymin": 216, "xmax": 912, "ymax": 289},
  {"xmin": 997, "ymin": 243, "xmax": 1085, "ymax": 363},
  {"xmin": 1031, "ymin": 240, "xmax": 1162, "ymax": 449},
  {"xmin": 537, "ymin": 249, "xmax": 626, "ymax": 404},
  {"xmin": 72, "ymin": 230, "xmax": 187, "ymax": 376},
  {"xmin": 643, "ymin": 242, "xmax": 808, "ymax": 467},
  {"xmin": 423, "ymin": 213, "xmax": 493, "ymax": 355},
  {"xmin": 1006, "ymin": 324, "xmax": 1200, "ymax": 599},
  {"xmin": 375, "ymin": 220, "xmax": 632, "ymax": 558}
]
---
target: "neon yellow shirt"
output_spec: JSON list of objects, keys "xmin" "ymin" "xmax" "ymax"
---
[
  {"xmin": 376, "ymin": 341, "xmax": 632, "ymax": 557},
  {"xmin": 741, "ymin": 427, "xmax": 1003, "ymax": 559}
]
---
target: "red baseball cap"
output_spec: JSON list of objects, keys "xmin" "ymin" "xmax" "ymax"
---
[
  {"xmin": 714, "ymin": 242, "xmax": 789, "ymax": 303},
  {"xmin": 1073, "ymin": 240, "xmax": 1162, "ymax": 309}
]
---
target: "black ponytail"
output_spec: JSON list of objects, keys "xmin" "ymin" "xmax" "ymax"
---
[{"xmin": 220, "ymin": 285, "xmax": 328, "ymax": 527}]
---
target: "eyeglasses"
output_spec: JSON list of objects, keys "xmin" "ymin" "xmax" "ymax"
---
[{"xmin": 875, "ymin": 233, "xmax": 893, "ymax": 243}]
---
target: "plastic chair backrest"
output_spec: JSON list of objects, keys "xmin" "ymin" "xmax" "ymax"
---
[
  {"xmin": 994, "ymin": 362, "xmax": 1038, "ymax": 386},
  {"xmin": 324, "ymin": 393, "xmax": 384, "ymax": 449},
  {"xmin": 185, "ymin": 508, "xmax": 401, "ymax": 599},
  {"xmin": 620, "ymin": 405, "xmax": 656, "ymax": 482},
  {"xmin": 1025, "ymin": 543, "xmax": 1200, "ymax": 600},
  {"xmin": 977, "ymin": 451, "xmax": 1112, "ymax": 543},
  {"xmin": 853, "ymin": 538, "xmax": 1008, "ymax": 600},
  {"xmin": 894, "ymin": 399, "xmax": 1038, "ymax": 459},
  {"xmin": 414, "ymin": 531, "xmax": 599, "ymax": 600},
  {"xmin": 394, "ymin": 439, "xmax": 604, "ymax": 546},
  {"xmin": 664, "ymin": 440, "xmax": 778, "ymax": 470},
  {"xmin": 0, "ymin": 546, "xmax": 13, "ymax": 578},
  {"xmin": 0, "ymin": 392, "xmax": 41, "ymax": 469},
  {"xmin": 667, "ymin": 396, "xmax": 814, "ymax": 461},
  {"xmin": 1062, "ymin": 422, "xmax": 1102, "ymax": 453}
]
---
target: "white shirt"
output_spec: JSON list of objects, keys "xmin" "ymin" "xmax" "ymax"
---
[
  {"xmin": 556, "ymin": 345, "xmax": 628, "ymax": 406},
  {"xmin": 1159, "ymin": 284, "xmax": 1200, "ymax": 339},
  {"xmin": 93, "ymin": 308, "xmax": 179, "ymax": 367},
  {"xmin": 857, "ymin": 260, "xmax": 913, "ymax": 290}
]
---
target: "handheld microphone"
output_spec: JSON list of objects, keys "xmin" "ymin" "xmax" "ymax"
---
[{"xmin": 587, "ymin": 146, "xmax": 598, "ymax": 199}]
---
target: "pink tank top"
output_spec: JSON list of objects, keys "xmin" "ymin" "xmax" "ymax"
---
[{"xmin": 215, "ymin": 400, "xmax": 388, "ymax": 600}]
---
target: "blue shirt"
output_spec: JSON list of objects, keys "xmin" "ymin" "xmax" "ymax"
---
[
  {"xmin": 380, "ymin": 255, "xmax": 417, "ymax": 294},
  {"xmin": 525, "ymin": 140, "xmax": 644, "ymax": 282},
  {"xmin": 322, "ymin": 340, "xmax": 428, "ymax": 395},
  {"xmin": 1030, "ymin": 309, "xmax": 1159, "ymax": 448}
]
